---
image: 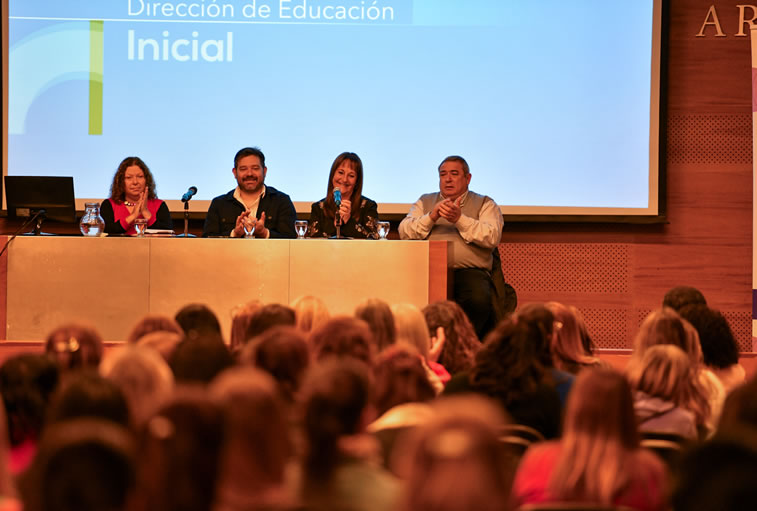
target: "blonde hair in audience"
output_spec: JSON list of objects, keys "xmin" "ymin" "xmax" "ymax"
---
[
  {"xmin": 229, "ymin": 300, "xmax": 262, "ymax": 351},
  {"xmin": 392, "ymin": 303, "xmax": 430, "ymax": 358},
  {"xmin": 632, "ymin": 308, "xmax": 711, "ymax": 427},
  {"xmin": 548, "ymin": 368, "xmax": 639, "ymax": 504},
  {"xmin": 291, "ymin": 295, "xmax": 330, "ymax": 334},
  {"xmin": 545, "ymin": 302, "xmax": 600, "ymax": 372}
]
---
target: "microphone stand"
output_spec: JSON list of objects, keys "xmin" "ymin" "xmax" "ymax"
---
[
  {"xmin": 177, "ymin": 198, "xmax": 196, "ymax": 238},
  {"xmin": 335, "ymin": 204, "xmax": 342, "ymax": 239}
]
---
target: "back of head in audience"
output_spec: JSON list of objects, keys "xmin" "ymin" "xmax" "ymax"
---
[
  {"xmin": 170, "ymin": 333, "xmax": 233, "ymax": 385},
  {"xmin": 633, "ymin": 307, "xmax": 699, "ymax": 362},
  {"xmin": 548, "ymin": 368, "xmax": 641, "ymax": 503},
  {"xmin": 209, "ymin": 367, "xmax": 292, "ymax": 503},
  {"xmin": 99, "ymin": 346, "xmax": 174, "ymax": 427},
  {"xmin": 20, "ymin": 418, "xmax": 135, "ymax": 511},
  {"xmin": 513, "ymin": 303, "xmax": 556, "ymax": 368},
  {"xmin": 127, "ymin": 314, "xmax": 184, "ymax": 344},
  {"xmin": 228, "ymin": 300, "xmax": 262, "ymax": 351},
  {"xmin": 132, "ymin": 389, "xmax": 224, "ymax": 511},
  {"xmin": 678, "ymin": 304, "xmax": 740, "ymax": 370},
  {"xmin": 355, "ymin": 298, "xmax": 397, "ymax": 353},
  {"xmin": 47, "ymin": 370, "xmax": 131, "ymax": 429},
  {"xmin": 662, "ymin": 285, "xmax": 707, "ymax": 312},
  {"xmin": 373, "ymin": 345, "xmax": 435, "ymax": 417},
  {"xmin": 470, "ymin": 317, "xmax": 550, "ymax": 408},
  {"xmin": 396, "ymin": 395, "xmax": 511, "ymax": 511},
  {"xmin": 672, "ymin": 434, "xmax": 757, "ymax": 511},
  {"xmin": 308, "ymin": 316, "xmax": 376, "ymax": 365},
  {"xmin": 301, "ymin": 359, "xmax": 372, "ymax": 485},
  {"xmin": 392, "ymin": 303, "xmax": 431, "ymax": 359},
  {"xmin": 174, "ymin": 303, "xmax": 222, "ymax": 340},
  {"xmin": 291, "ymin": 295, "xmax": 330, "ymax": 334},
  {"xmin": 422, "ymin": 300, "xmax": 479, "ymax": 375},
  {"xmin": 45, "ymin": 323, "xmax": 103, "ymax": 372},
  {"xmin": 545, "ymin": 301, "xmax": 600, "ymax": 373},
  {"xmin": 0, "ymin": 354, "xmax": 59, "ymax": 448},
  {"xmin": 244, "ymin": 303, "xmax": 296, "ymax": 344},
  {"xmin": 136, "ymin": 331, "xmax": 183, "ymax": 363},
  {"xmin": 718, "ymin": 376, "xmax": 757, "ymax": 435},
  {"xmin": 239, "ymin": 325, "xmax": 310, "ymax": 403}
]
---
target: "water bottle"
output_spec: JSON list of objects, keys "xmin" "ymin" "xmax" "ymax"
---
[{"xmin": 80, "ymin": 202, "xmax": 105, "ymax": 237}]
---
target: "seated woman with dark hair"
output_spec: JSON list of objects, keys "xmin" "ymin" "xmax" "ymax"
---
[
  {"xmin": 444, "ymin": 315, "xmax": 562, "ymax": 439},
  {"xmin": 101, "ymin": 156, "xmax": 172, "ymax": 235},
  {"xmin": 307, "ymin": 152, "xmax": 379, "ymax": 239},
  {"xmin": 512, "ymin": 368, "xmax": 668, "ymax": 511}
]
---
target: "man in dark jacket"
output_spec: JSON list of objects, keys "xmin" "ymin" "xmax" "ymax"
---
[{"xmin": 202, "ymin": 146, "xmax": 296, "ymax": 238}]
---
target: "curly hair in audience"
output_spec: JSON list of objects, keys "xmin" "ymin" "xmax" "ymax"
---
[
  {"xmin": 422, "ymin": 300, "xmax": 479, "ymax": 374},
  {"xmin": 469, "ymin": 317, "xmax": 551, "ymax": 408},
  {"xmin": 678, "ymin": 304, "xmax": 740, "ymax": 369}
]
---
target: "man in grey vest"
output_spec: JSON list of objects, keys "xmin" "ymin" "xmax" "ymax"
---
[{"xmin": 399, "ymin": 155, "xmax": 504, "ymax": 339}]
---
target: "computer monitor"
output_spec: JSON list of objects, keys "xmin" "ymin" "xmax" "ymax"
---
[{"xmin": 4, "ymin": 176, "xmax": 77, "ymax": 223}]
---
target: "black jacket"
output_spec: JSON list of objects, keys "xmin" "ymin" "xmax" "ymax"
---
[{"xmin": 202, "ymin": 186, "xmax": 296, "ymax": 238}]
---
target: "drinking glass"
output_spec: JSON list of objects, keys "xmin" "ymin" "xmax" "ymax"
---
[
  {"xmin": 243, "ymin": 221, "xmax": 256, "ymax": 238},
  {"xmin": 295, "ymin": 220, "xmax": 308, "ymax": 239},
  {"xmin": 377, "ymin": 221, "xmax": 390, "ymax": 240},
  {"xmin": 134, "ymin": 218, "xmax": 148, "ymax": 237}
]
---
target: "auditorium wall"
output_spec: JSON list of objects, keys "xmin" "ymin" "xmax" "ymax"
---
[{"xmin": 2, "ymin": 1, "xmax": 755, "ymax": 352}]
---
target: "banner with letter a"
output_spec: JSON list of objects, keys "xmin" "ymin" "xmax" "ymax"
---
[{"xmin": 751, "ymin": 26, "xmax": 757, "ymax": 348}]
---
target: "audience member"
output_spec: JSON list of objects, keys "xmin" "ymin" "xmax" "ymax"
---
[
  {"xmin": 512, "ymin": 368, "xmax": 668, "ymax": 511},
  {"xmin": 291, "ymin": 296, "xmax": 330, "ymax": 334},
  {"xmin": 0, "ymin": 399, "xmax": 19, "ymax": 511},
  {"xmin": 308, "ymin": 316, "xmax": 376, "ymax": 365},
  {"xmin": 170, "ymin": 334, "xmax": 234, "ymax": 385},
  {"xmin": 174, "ymin": 303, "xmax": 222, "ymax": 341},
  {"xmin": 99, "ymin": 346, "xmax": 174, "ymax": 427},
  {"xmin": 392, "ymin": 303, "xmax": 448, "ymax": 389},
  {"xmin": 514, "ymin": 303, "xmax": 576, "ymax": 405},
  {"xmin": 209, "ymin": 367, "xmax": 295, "ymax": 511},
  {"xmin": 717, "ymin": 375, "xmax": 757, "ymax": 435},
  {"xmin": 671, "ymin": 433, "xmax": 757, "ymax": 511},
  {"xmin": 395, "ymin": 395, "xmax": 512, "ymax": 511},
  {"xmin": 0, "ymin": 354, "xmax": 59, "ymax": 475},
  {"xmin": 244, "ymin": 304, "xmax": 297, "ymax": 343},
  {"xmin": 299, "ymin": 359, "xmax": 400, "ymax": 511},
  {"xmin": 662, "ymin": 285, "xmax": 707, "ymax": 312},
  {"xmin": 130, "ymin": 390, "xmax": 224, "ymax": 511},
  {"xmin": 355, "ymin": 298, "xmax": 397, "ymax": 353},
  {"xmin": 46, "ymin": 371, "xmax": 131, "ymax": 429},
  {"xmin": 367, "ymin": 346, "xmax": 436, "ymax": 470},
  {"xmin": 127, "ymin": 314, "xmax": 184, "ymax": 344},
  {"xmin": 239, "ymin": 326, "xmax": 310, "ymax": 405},
  {"xmin": 422, "ymin": 300, "xmax": 480, "ymax": 375},
  {"xmin": 678, "ymin": 304, "xmax": 745, "ymax": 392},
  {"xmin": 545, "ymin": 301, "xmax": 603, "ymax": 374},
  {"xmin": 632, "ymin": 308, "xmax": 721, "ymax": 433},
  {"xmin": 44, "ymin": 323, "xmax": 103, "ymax": 373},
  {"xmin": 626, "ymin": 345, "xmax": 699, "ymax": 439},
  {"xmin": 445, "ymin": 316, "xmax": 562, "ymax": 439},
  {"xmin": 136, "ymin": 331, "xmax": 183, "ymax": 363},
  {"xmin": 19, "ymin": 418, "xmax": 135, "ymax": 511},
  {"xmin": 229, "ymin": 300, "xmax": 263, "ymax": 352}
]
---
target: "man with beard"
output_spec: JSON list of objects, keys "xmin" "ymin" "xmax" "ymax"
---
[{"xmin": 203, "ymin": 147, "xmax": 297, "ymax": 238}]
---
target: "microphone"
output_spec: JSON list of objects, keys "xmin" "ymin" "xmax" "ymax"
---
[
  {"xmin": 333, "ymin": 189, "xmax": 342, "ymax": 227},
  {"xmin": 181, "ymin": 186, "xmax": 198, "ymax": 202}
]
